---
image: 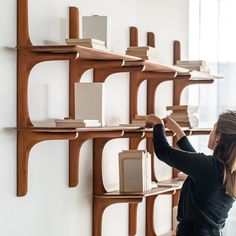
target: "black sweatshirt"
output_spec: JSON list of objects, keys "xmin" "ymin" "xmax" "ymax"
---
[{"xmin": 153, "ymin": 124, "xmax": 235, "ymax": 229}]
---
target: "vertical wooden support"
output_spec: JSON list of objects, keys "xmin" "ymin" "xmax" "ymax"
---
[
  {"xmin": 69, "ymin": 7, "xmax": 80, "ymax": 39},
  {"xmin": 69, "ymin": 138, "xmax": 86, "ymax": 187},
  {"xmin": 17, "ymin": 0, "xmax": 32, "ymax": 46},
  {"xmin": 130, "ymin": 26, "xmax": 138, "ymax": 47},
  {"xmin": 129, "ymin": 72, "xmax": 142, "ymax": 122},
  {"xmin": 173, "ymin": 40, "xmax": 181, "ymax": 65},
  {"xmin": 129, "ymin": 203, "xmax": 139, "ymax": 236},
  {"xmin": 93, "ymin": 138, "xmax": 111, "ymax": 194},
  {"xmin": 147, "ymin": 32, "xmax": 155, "ymax": 47},
  {"xmin": 146, "ymin": 195, "xmax": 158, "ymax": 236}
]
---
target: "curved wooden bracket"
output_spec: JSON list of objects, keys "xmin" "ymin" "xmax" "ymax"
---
[
  {"xmin": 17, "ymin": 129, "xmax": 78, "ymax": 196},
  {"xmin": 147, "ymin": 76, "xmax": 173, "ymax": 115},
  {"xmin": 146, "ymin": 195, "xmax": 159, "ymax": 236},
  {"xmin": 93, "ymin": 196, "xmax": 142, "ymax": 236},
  {"xmin": 93, "ymin": 137, "xmax": 120, "ymax": 194},
  {"xmin": 173, "ymin": 75, "xmax": 213, "ymax": 105},
  {"xmin": 69, "ymin": 59, "xmax": 124, "ymax": 118},
  {"xmin": 69, "ymin": 131, "xmax": 123, "ymax": 187}
]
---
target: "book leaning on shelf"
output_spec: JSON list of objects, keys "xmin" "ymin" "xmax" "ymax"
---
[
  {"xmin": 119, "ymin": 150, "xmax": 152, "ymax": 192},
  {"xmin": 75, "ymin": 82, "xmax": 105, "ymax": 126},
  {"xmin": 65, "ymin": 38, "xmax": 107, "ymax": 50},
  {"xmin": 55, "ymin": 118, "xmax": 101, "ymax": 128}
]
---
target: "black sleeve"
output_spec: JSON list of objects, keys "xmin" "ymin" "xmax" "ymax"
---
[
  {"xmin": 176, "ymin": 136, "xmax": 196, "ymax": 152},
  {"xmin": 152, "ymin": 124, "xmax": 214, "ymax": 181}
]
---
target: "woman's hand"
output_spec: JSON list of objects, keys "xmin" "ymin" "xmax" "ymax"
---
[
  {"xmin": 163, "ymin": 117, "xmax": 181, "ymax": 132},
  {"xmin": 163, "ymin": 116, "xmax": 186, "ymax": 140},
  {"xmin": 145, "ymin": 114, "xmax": 164, "ymax": 128}
]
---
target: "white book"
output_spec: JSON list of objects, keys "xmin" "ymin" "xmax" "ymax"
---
[
  {"xmin": 82, "ymin": 15, "xmax": 111, "ymax": 50},
  {"xmin": 119, "ymin": 150, "xmax": 147, "ymax": 192},
  {"xmin": 75, "ymin": 83, "xmax": 105, "ymax": 126},
  {"xmin": 65, "ymin": 38, "xmax": 106, "ymax": 45},
  {"xmin": 176, "ymin": 60, "xmax": 207, "ymax": 66}
]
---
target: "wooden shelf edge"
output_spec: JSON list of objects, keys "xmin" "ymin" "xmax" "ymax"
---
[{"xmin": 94, "ymin": 186, "xmax": 180, "ymax": 199}]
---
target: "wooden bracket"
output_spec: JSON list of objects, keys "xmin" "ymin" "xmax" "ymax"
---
[
  {"xmin": 69, "ymin": 131, "xmax": 123, "ymax": 188},
  {"xmin": 17, "ymin": 129, "xmax": 78, "ymax": 196},
  {"xmin": 93, "ymin": 196, "xmax": 142, "ymax": 236},
  {"xmin": 173, "ymin": 75, "xmax": 213, "ymax": 105}
]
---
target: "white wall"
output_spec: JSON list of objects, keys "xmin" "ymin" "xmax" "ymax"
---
[{"xmin": 0, "ymin": 0, "xmax": 189, "ymax": 235}]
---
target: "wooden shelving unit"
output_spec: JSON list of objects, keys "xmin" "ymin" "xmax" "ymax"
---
[{"xmin": 16, "ymin": 1, "xmax": 215, "ymax": 236}]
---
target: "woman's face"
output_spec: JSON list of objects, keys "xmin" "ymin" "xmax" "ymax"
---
[{"xmin": 208, "ymin": 123, "xmax": 219, "ymax": 150}]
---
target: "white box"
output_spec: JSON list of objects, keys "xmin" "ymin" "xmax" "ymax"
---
[
  {"xmin": 82, "ymin": 15, "xmax": 111, "ymax": 50},
  {"xmin": 75, "ymin": 82, "xmax": 105, "ymax": 126}
]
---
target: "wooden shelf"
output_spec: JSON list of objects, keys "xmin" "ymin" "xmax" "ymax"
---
[
  {"xmin": 144, "ymin": 60, "xmax": 189, "ymax": 74},
  {"xmin": 17, "ymin": 44, "xmax": 146, "ymax": 62},
  {"xmin": 95, "ymin": 186, "xmax": 180, "ymax": 198}
]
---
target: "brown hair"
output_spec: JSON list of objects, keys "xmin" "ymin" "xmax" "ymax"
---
[{"xmin": 214, "ymin": 110, "xmax": 236, "ymax": 198}]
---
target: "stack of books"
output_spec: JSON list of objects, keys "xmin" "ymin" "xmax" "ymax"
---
[
  {"xmin": 119, "ymin": 150, "xmax": 152, "ymax": 192},
  {"xmin": 54, "ymin": 118, "xmax": 101, "ymax": 128},
  {"xmin": 65, "ymin": 38, "xmax": 107, "ymax": 50},
  {"xmin": 126, "ymin": 46, "xmax": 158, "ymax": 61},
  {"xmin": 175, "ymin": 60, "xmax": 209, "ymax": 72},
  {"xmin": 131, "ymin": 115, "xmax": 147, "ymax": 125},
  {"xmin": 166, "ymin": 105, "xmax": 199, "ymax": 128}
]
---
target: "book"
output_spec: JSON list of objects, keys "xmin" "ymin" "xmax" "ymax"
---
[
  {"xmin": 75, "ymin": 82, "xmax": 105, "ymax": 126},
  {"xmin": 66, "ymin": 41, "xmax": 107, "ymax": 50},
  {"xmin": 166, "ymin": 105, "xmax": 198, "ymax": 112},
  {"xmin": 126, "ymin": 47, "xmax": 158, "ymax": 61},
  {"xmin": 176, "ymin": 60, "xmax": 207, "ymax": 66},
  {"xmin": 168, "ymin": 115, "xmax": 198, "ymax": 123},
  {"xmin": 65, "ymin": 38, "xmax": 106, "ymax": 45},
  {"xmin": 176, "ymin": 121, "xmax": 199, "ymax": 128},
  {"xmin": 156, "ymin": 179, "xmax": 183, "ymax": 188},
  {"xmin": 55, "ymin": 119, "xmax": 101, "ymax": 128},
  {"xmin": 134, "ymin": 115, "xmax": 147, "ymax": 120},
  {"xmin": 82, "ymin": 15, "xmax": 111, "ymax": 50},
  {"xmin": 126, "ymin": 50, "xmax": 157, "ymax": 58},
  {"xmin": 190, "ymin": 70, "xmax": 223, "ymax": 80},
  {"xmin": 127, "ymin": 46, "xmax": 156, "ymax": 52},
  {"xmin": 119, "ymin": 150, "xmax": 151, "ymax": 192}
]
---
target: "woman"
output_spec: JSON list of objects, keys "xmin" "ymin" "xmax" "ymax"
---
[{"xmin": 145, "ymin": 111, "xmax": 236, "ymax": 236}]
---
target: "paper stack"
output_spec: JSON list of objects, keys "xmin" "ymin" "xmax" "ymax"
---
[
  {"xmin": 175, "ymin": 60, "xmax": 209, "ymax": 72},
  {"xmin": 65, "ymin": 38, "xmax": 107, "ymax": 50},
  {"xmin": 166, "ymin": 105, "xmax": 199, "ymax": 128},
  {"xmin": 119, "ymin": 150, "xmax": 152, "ymax": 192},
  {"xmin": 126, "ymin": 46, "xmax": 158, "ymax": 61},
  {"xmin": 131, "ymin": 115, "xmax": 147, "ymax": 125},
  {"xmin": 55, "ymin": 118, "xmax": 101, "ymax": 128}
]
